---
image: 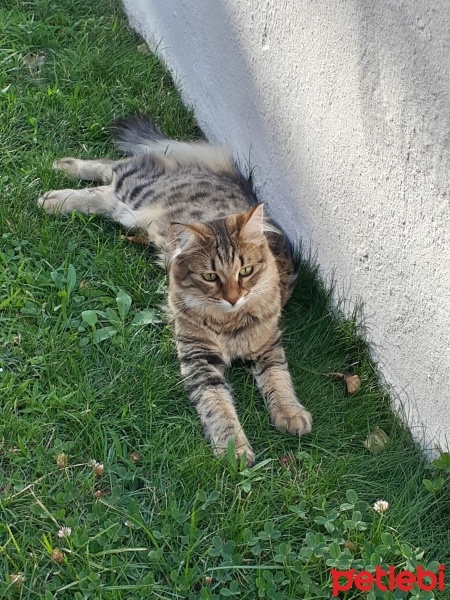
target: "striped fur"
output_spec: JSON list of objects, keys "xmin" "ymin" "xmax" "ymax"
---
[{"xmin": 39, "ymin": 115, "xmax": 312, "ymax": 465}]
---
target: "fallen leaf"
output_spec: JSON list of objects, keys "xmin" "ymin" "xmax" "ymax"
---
[
  {"xmin": 56, "ymin": 452, "xmax": 68, "ymax": 469},
  {"xmin": 129, "ymin": 451, "xmax": 141, "ymax": 463},
  {"xmin": 363, "ymin": 427, "xmax": 390, "ymax": 455},
  {"xmin": 343, "ymin": 540, "xmax": 357, "ymax": 552},
  {"xmin": 121, "ymin": 234, "xmax": 151, "ymax": 245},
  {"xmin": 327, "ymin": 372, "xmax": 345, "ymax": 381},
  {"xmin": 137, "ymin": 42, "xmax": 150, "ymax": 55},
  {"xmin": 326, "ymin": 372, "xmax": 361, "ymax": 394},
  {"xmin": 344, "ymin": 374, "xmax": 361, "ymax": 394}
]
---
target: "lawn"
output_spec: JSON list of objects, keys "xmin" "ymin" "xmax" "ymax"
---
[{"xmin": 0, "ymin": 1, "xmax": 449, "ymax": 598}]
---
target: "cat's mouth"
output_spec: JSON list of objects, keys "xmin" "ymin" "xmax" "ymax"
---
[{"xmin": 217, "ymin": 297, "xmax": 246, "ymax": 312}]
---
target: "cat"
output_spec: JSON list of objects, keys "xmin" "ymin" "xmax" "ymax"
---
[{"xmin": 38, "ymin": 115, "xmax": 312, "ymax": 465}]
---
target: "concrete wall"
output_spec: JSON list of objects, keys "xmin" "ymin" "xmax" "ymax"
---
[{"xmin": 121, "ymin": 0, "xmax": 450, "ymax": 452}]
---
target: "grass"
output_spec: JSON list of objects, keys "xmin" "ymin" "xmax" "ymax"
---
[{"xmin": 1, "ymin": 1, "xmax": 449, "ymax": 598}]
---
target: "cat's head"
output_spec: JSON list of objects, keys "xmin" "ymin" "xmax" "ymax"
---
[{"xmin": 168, "ymin": 204, "xmax": 280, "ymax": 316}]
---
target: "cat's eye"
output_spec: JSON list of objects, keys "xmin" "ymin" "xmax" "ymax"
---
[
  {"xmin": 239, "ymin": 266, "xmax": 253, "ymax": 277},
  {"xmin": 202, "ymin": 272, "xmax": 218, "ymax": 281}
]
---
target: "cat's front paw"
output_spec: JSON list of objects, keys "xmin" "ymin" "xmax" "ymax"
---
[
  {"xmin": 235, "ymin": 440, "xmax": 256, "ymax": 467},
  {"xmin": 271, "ymin": 402, "xmax": 312, "ymax": 437},
  {"xmin": 212, "ymin": 432, "xmax": 255, "ymax": 467}
]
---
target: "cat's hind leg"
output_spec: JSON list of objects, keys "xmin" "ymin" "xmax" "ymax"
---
[
  {"xmin": 39, "ymin": 185, "xmax": 125, "ymax": 219},
  {"xmin": 38, "ymin": 185, "xmax": 148, "ymax": 232},
  {"xmin": 53, "ymin": 158, "xmax": 115, "ymax": 183}
]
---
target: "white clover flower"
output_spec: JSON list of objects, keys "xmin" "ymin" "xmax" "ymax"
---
[
  {"xmin": 373, "ymin": 499, "xmax": 389, "ymax": 513},
  {"xmin": 57, "ymin": 526, "xmax": 72, "ymax": 538}
]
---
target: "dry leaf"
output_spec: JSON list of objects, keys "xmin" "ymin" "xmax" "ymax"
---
[
  {"xmin": 344, "ymin": 374, "xmax": 361, "ymax": 394},
  {"xmin": 121, "ymin": 234, "xmax": 151, "ymax": 245},
  {"xmin": 129, "ymin": 451, "xmax": 141, "ymax": 463},
  {"xmin": 56, "ymin": 452, "xmax": 68, "ymax": 469},
  {"xmin": 137, "ymin": 42, "xmax": 150, "ymax": 55},
  {"xmin": 326, "ymin": 372, "xmax": 361, "ymax": 394},
  {"xmin": 363, "ymin": 427, "xmax": 390, "ymax": 455},
  {"xmin": 327, "ymin": 372, "xmax": 345, "ymax": 381},
  {"xmin": 343, "ymin": 540, "xmax": 357, "ymax": 552}
]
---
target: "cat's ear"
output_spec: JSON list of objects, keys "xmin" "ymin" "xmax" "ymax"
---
[
  {"xmin": 169, "ymin": 222, "xmax": 211, "ymax": 251},
  {"xmin": 240, "ymin": 203, "xmax": 265, "ymax": 240}
]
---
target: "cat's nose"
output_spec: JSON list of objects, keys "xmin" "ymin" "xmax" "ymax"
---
[{"xmin": 226, "ymin": 295, "xmax": 240, "ymax": 305}]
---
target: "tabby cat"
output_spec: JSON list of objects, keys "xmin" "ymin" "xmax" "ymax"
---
[{"xmin": 39, "ymin": 116, "xmax": 312, "ymax": 465}]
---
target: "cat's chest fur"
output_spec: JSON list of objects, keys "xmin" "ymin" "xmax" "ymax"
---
[
  {"xmin": 219, "ymin": 318, "xmax": 278, "ymax": 362},
  {"xmin": 174, "ymin": 308, "xmax": 279, "ymax": 363}
]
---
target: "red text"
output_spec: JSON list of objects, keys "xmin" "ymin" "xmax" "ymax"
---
[{"xmin": 331, "ymin": 565, "xmax": 445, "ymax": 596}]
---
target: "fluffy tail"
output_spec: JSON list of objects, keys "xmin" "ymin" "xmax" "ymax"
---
[
  {"xmin": 111, "ymin": 115, "xmax": 236, "ymax": 175},
  {"xmin": 111, "ymin": 115, "xmax": 167, "ymax": 153}
]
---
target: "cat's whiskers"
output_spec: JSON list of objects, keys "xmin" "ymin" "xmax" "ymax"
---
[{"xmin": 172, "ymin": 296, "xmax": 206, "ymax": 310}]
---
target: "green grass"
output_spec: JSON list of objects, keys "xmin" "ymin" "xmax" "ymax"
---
[{"xmin": 1, "ymin": 1, "xmax": 449, "ymax": 598}]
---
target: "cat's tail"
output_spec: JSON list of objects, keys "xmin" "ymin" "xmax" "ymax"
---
[{"xmin": 111, "ymin": 115, "xmax": 236, "ymax": 175}]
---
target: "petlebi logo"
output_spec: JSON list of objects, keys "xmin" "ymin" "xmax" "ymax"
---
[
  {"xmin": 331, "ymin": 564, "xmax": 446, "ymax": 596},
  {"xmin": 326, "ymin": 496, "xmax": 446, "ymax": 598}
]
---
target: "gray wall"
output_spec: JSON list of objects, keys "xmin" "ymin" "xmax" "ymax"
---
[{"xmin": 122, "ymin": 0, "xmax": 450, "ymax": 452}]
